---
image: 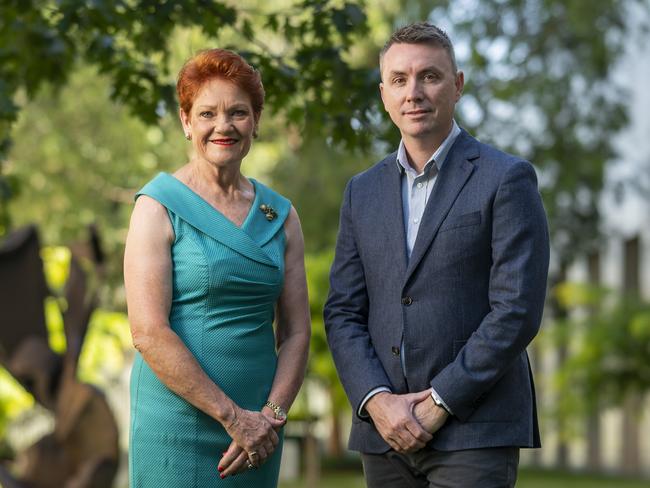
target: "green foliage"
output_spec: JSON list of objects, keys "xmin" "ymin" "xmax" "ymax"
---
[
  {"xmin": 0, "ymin": 0, "xmax": 379, "ymax": 231},
  {"xmin": 78, "ymin": 310, "xmax": 132, "ymax": 387},
  {"xmin": 443, "ymin": 0, "xmax": 646, "ymax": 265},
  {"xmin": 5, "ymin": 65, "xmax": 186, "ymax": 300},
  {"xmin": 271, "ymin": 0, "xmax": 649, "ymax": 271},
  {"xmin": 544, "ymin": 282, "xmax": 650, "ymax": 424},
  {"xmin": 272, "ymin": 139, "xmax": 373, "ymax": 253},
  {"xmin": 554, "ymin": 281, "xmax": 608, "ymax": 309},
  {"xmin": 0, "ymin": 368, "xmax": 34, "ymax": 439},
  {"xmin": 2, "ymin": 0, "xmax": 649, "ymax": 442},
  {"xmin": 305, "ymin": 251, "xmax": 349, "ymax": 414},
  {"xmin": 41, "ymin": 246, "xmax": 71, "ymax": 352}
]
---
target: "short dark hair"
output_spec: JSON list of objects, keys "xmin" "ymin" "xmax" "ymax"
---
[{"xmin": 379, "ymin": 22, "xmax": 457, "ymax": 75}]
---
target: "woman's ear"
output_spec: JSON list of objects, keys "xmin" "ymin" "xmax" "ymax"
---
[{"xmin": 179, "ymin": 108, "xmax": 192, "ymax": 140}]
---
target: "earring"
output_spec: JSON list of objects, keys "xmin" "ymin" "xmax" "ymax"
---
[
  {"xmin": 253, "ymin": 128, "xmax": 259, "ymax": 139},
  {"xmin": 185, "ymin": 133, "xmax": 192, "ymax": 140}
]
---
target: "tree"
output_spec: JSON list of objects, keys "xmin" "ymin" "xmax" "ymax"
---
[
  {"xmin": 0, "ymin": 0, "xmax": 376, "ymax": 233},
  {"xmin": 270, "ymin": 0, "xmax": 650, "ymax": 270},
  {"xmin": 549, "ymin": 282, "xmax": 650, "ymax": 423}
]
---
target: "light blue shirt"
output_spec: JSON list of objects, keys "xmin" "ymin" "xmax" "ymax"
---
[
  {"xmin": 359, "ymin": 120, "xmax": 461, "ymax": 417},
  {"xmin": 397, "ymin": 120, "xmax": 461, "ymax": 257}
]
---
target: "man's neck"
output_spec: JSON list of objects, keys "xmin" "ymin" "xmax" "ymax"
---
[
  {"xmin": 402, "ymin": 132, "xmax": 446, "ymax": 173},
  {"xmin": 403, "ymin": 137, "xmax": 445, "ymax": 174}
]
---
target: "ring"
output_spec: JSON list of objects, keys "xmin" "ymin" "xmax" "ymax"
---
[
  {"xmin": 246, "ymin": 460, "xmax": 255, "ymax": 470},
  {"xmin": 249, "ymin": 451, "xmax": 258, "ymax": 459}
]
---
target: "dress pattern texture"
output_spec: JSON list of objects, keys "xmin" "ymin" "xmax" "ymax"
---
[{"xmin": 129, "ymin": 172, "xmax": 290, "ymax": 487}]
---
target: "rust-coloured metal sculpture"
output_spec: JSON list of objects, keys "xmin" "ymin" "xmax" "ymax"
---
[{"xmin": 0, "ymin": 226, "xmax": 119, "ymax": 488}]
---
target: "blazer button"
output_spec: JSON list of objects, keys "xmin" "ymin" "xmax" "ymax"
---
[
  {"xmin": 401, "ymin": 296, "xmax": 413, "ymax": 306},
  {"xmin": 391, "ymin": 346, "xmax": 400, "ymax": 356}
]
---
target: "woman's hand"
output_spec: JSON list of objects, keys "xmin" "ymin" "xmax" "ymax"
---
[
  {"xmin": 224, "ymin": 407, "xmax": 284, "ymax": 465},
  {"xmin": 219, "ymin": 409, "xmax": 285, "ymax": 478},
  {"xmin": 217, "ymin": 443, "xmax": 247, "ymax": 478}
]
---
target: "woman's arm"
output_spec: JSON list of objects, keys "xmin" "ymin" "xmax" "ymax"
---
[
  {"xmin": 265, "ymin": 206, "xmax": 311, "ymax": 412},
  {"xmin": 124, "ymin": 196, "xmax": 283, "ymax": 465},
  {"xmin": 219, "ymin": 206, "xmax": 311, "ymax": 477}
]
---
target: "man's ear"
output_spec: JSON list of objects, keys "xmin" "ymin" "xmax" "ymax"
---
[{"xmin": 455, "ymin": 71, "xmax": 465, "ymax": 101}]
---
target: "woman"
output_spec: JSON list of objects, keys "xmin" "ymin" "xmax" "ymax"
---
[{"xmin": 124, "ymin": 48, "xmax": 311, "ymax": 487}]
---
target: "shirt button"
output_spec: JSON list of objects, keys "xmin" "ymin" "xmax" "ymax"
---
[
  {"xmin": 417, "ymin": 182, "xmax": 423, "ymax": 188},
  {"xmin": 401, "ymin": 296, "xmax": 413, "ymax": 306},
  {"xmin": 413, "ymin": 218, "xmax": 419, "ymax": 224},
  {"xmin": 391, "ymin": 346, "xmax": 400, "ymax": 356}
]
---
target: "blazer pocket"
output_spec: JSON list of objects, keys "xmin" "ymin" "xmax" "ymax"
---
[{"xmin": 439, "ymin": 211, "xmax": 481, "ymax": 233}]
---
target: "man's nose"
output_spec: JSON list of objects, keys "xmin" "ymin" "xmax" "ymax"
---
[{"xmin": 405, "ymin": 79, "xmax": 423, "ymax": 102}]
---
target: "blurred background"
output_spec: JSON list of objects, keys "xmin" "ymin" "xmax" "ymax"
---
[{"xmin": 1, "ymin": 1, "xmax": 649, "ymax": 486}]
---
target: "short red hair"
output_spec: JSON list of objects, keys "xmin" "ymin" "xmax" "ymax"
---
[{"xmin": 176, "ymin": 48, "xmax": 265, "ymax": 119}]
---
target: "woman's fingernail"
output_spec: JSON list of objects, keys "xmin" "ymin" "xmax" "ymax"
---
[
  {"xmin": 218, "ymin": 466, "xmax": 224, "ymax": 472},
  {"xmin": 220, "ymin": 474, "xmax": 225, "ymax": 479}
]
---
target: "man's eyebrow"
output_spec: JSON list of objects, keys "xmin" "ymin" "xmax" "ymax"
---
[{"xmin": 386, "ymin": 66, "xmax": 442, "ymax": 77}]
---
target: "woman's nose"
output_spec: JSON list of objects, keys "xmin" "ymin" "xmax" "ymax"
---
[{"xmin": 213, "ymin": 114, "xmax": 233, "ymax": 132}]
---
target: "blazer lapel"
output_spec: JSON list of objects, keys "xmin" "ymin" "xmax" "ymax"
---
[
  {"xmin": 404, "ymin": 132, "xmax": 478, "ymax": 285},
  {"xmin": 379, "ymin": 154, "xmax": 408, "ymax": 277}
]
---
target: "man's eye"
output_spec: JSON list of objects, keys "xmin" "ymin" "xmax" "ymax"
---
[{"xmin": 393, "ymin": 77, "xmax": 406, "ymax": 85}]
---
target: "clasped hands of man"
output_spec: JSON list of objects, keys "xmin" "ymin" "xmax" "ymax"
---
[
  {"xmin": 216, "ymin": 389, "xmax": 445, "ymax": 477},
  {"xmin": 217, "ymin": 404, "xmax": 286, "ymax": 479},
  {"xmin": 365, "ymin": 390, "xmax": 449, "ymax": 453}
]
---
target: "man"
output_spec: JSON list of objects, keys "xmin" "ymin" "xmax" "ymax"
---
[{"xmin": 324, "ymin": 22, "xmax": 549, "ymax": 488}]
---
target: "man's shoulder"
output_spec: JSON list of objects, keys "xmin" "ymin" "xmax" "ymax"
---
[
  {"xmin": 346, "ymin": 151, "xmax": 397, "ymax": 186},
  {"xmin": 463, "ymin": 131, "xmax": 533, "ymax": 175}
]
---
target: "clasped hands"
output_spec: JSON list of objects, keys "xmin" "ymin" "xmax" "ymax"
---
[
  {"xmin": 365, "ymin": 390, "xmax": 449, "ymax": 453},
  {"xmin": 218, "ymin": 405, "xmax": 285, "ymax": 478}
]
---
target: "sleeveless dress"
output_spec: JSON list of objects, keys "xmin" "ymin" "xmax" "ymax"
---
[{"xmin": 129, "ymin": 172, "xmax": 290, "ymax": 487}]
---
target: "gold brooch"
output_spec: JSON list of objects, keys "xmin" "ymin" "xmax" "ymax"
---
[{"xmin": 259, "ymin": 204, "xmax": 277, "ymax": 221}]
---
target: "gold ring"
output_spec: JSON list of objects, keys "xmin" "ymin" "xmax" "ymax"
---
[{"xmin": 246, "ymin": 460, "xmax": 255, "ymax": 470}]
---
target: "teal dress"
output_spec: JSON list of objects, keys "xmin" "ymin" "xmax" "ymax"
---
[{"xmin": 129, "ymin": 173, "xmax": 290, "ymax": 487}]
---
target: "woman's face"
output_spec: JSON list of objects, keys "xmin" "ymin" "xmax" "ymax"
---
[{"xmin": 180, "ymin": 78, "xmax": 258, "ymax": 168}]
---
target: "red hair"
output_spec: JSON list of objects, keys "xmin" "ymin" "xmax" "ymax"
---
[{"xmin": 176, "ymin": 49, "xmax": 265, "ymax": 118}]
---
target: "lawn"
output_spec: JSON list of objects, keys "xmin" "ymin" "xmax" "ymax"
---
[{"xmin": 280, "ymin": 468, "xmax": 650, "ymax": 488}]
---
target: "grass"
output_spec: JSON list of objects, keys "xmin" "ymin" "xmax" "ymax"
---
[{"xmin": 279, "ymin": 468, "xmax": 650, "ymax": 488}]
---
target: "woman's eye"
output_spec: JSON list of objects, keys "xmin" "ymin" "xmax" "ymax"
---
[
  {"xmin": 233, "ymin": 109, "xmax": 248, "ymax": 117},
  {"xmin": 200, "ymin": 111, "xmax": 213, "ymax": 118}
]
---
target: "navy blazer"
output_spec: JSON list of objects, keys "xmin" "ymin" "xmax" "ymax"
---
[{"xmin": 324, "ymin": 129, "xmax": 549, "ymax": 453}]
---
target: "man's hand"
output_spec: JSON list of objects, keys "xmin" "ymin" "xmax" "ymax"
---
[
  {"xmin": 413, "ymin": 392, "xmax": 449, "ymax": 435},
  {"xmin": 365, "ymin": 390, "xmax": 433, "ymax": 453}
]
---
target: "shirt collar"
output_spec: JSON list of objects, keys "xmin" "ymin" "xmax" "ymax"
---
[{"xmin": 396, "ymin": 120, "xmax": 461, "ymax": 176}]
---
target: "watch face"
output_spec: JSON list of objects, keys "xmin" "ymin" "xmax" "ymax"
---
[{"xmin": 276, "ymin": 411, "xmax": 287, "ymax": 422}]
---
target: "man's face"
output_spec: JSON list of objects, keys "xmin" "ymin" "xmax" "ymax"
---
[{"xmin": 380, "ymin": 43, "xmax": 464, "ymax": 144}]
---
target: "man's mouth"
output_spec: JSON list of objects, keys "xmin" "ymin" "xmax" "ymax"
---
[
  {"xmin": 404, "ymin": 109, "xmax": 431, "ymax": 116},
  {"xmin": 210, "ymin": 138, "xmax": 238, "ymax": 146}
]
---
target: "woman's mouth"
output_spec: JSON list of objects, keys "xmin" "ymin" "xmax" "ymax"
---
[{"xmin": 210, "ymin": 138, "xmax": 238, "ymax": 146}]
